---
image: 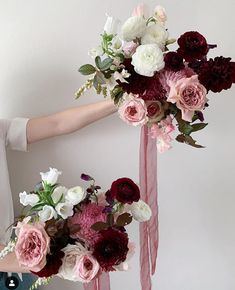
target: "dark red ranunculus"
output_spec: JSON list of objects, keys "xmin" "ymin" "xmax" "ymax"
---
[
  {"xmin": 164, "ymin": 51, "xmax": 184, "ymax": 71},
  {"xmin": 119, "ymin": 59, "xmax": 167, "ymax": 101},
  {"xmin": 31, "ymin": 250, "xmax": 65, "ymax": 278},
  {"xmin": 110, "ymin": 177, "xmax": 140, "ymax": 204},
  {"xmin": 92, "ymin": 228, "xmax": 129, "ymax": 272},
  {"xmin": 198, "ymin": 56, "xmax": 235, "ymax": 92},
  {"xmin": 177, "ymin": 31, "xmax": 209, "ymax": 62}
]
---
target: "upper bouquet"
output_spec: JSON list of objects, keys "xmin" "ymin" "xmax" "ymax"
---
[
  {"xmin": 0, "ymin": 168, "xmax": 151, "ymax": 289},
  {"xmin": 76, "ymin": 4, "xmax": 235, "ymax": 152}
]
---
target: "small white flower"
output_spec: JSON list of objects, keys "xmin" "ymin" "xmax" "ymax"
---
[
  {"xmin": 40, "ymin": 168, "xmax": 62, "ymax": 186},
  {"xmin": 19, "ymin": 191, "xmax": 40, "ymax": 207},
  {"xmin": 111, "ymin": 36, "xmax": 123, "ymax": 52},
  {"xmin": 141, "ymin": 23, "xmax": 169, "ymax": 50},
  {"xmin": 65, "ymin": 186, "xmax": 86, "ymax": 206},
  {"xmin": 130, "ymin": 200, "xmax": 152, "ymax": 222},
  {"xmin": 131, "ymin": 44, "xmax": 165, "ymax": 77},
  {"xmin": 55, "ymin": 202, "xmax": 74, "ymax": 219},
  {"xmin": 104, "ymin": 15, "xmax": 120, "ymax": 35},
  {"xmin": 51, "ymin": 186, "xmax": 67, "ymax": 204},
  {"xmin": 122, "ymin": 16, "xmax": 146, "ymax": 41},
  {"xmin": 88, "ymin": 46, "xmax": 103, "ymax": 59},
  {"xmin": 38, "ymin": 205, "xmax": 57, "ymax": 222}
]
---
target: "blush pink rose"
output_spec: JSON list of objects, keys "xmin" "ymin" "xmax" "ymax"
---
[
  {"xmin": 15, "ymin": 223, "xmax": 50, "ymax": 272},
  {"xmin": 74, "ymin": 253, "xmax": 100, "ymax": 283},
  {"xmin": 167, "ymin": 75, "xmax": 207, "ymax": 122},
  {"xmin": 123, "ymin": 41, "xmax": 139, "ymax": 58},
  {"xmin": 118, "ymin": 94, "xmax": 148, "ymax": 126}
]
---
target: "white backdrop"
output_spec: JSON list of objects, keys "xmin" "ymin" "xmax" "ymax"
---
[{"xmin": 0, "ymin": 0, "xmax": 235, "ymax": 289}]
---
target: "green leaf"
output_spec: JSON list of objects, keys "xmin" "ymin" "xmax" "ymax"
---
[
  {"xmin": 106, "ymin": 214, "xmax": 114, "ymax": 226},
  {"xmin": 95, "ymin": 56, "xmax": 102, "ymax": 69},
  {"xmin": 99, "ymin": 58, "xmax": 113, "ymax": 71},
  {"xmin": 91, "ymin": 222, "xmax": 109, "ymax": 231},
  {"xmin": 178, "ymin": 122, "xmax": 194, "ymax": 135},
  {"xmin": 116, "ymin": 213, "xmax": 133, "ymax": 227},
  {"xmin": 176, "ymin": 134, "xmax": 205, "ymax": 148},
  {"xmin": 78, "ymin": 64, "xmax": 96, "ymax": 75},
  {"xmin": 191, "ymin": 123, "xmax": 208, "ymax": 132}
]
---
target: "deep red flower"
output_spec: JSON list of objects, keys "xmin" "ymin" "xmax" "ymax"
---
[
  {"xmin": 198, "ymin": 56, "xmax": 235, "ymax": 92},
  {"xmin": 31, "ymin": 251, "xmax": 65, "ymax": 278},
  {"xmin": 92, "ymin": 228, "xmax": 129, "ymax": 272},
  {"xmin": 177, "ymin": 31, "xmax": 209, "ymax": 62},
  {"xmin": 164, "ymin": 51, "xmax": 184, "ymax": 71},
  {"xmin": 109, "ymin": 177, "xmax": 140, "ymax": 204},
  {"xmin": 119, "ymin": 59, "xmax": 167, "ymax": 101}
]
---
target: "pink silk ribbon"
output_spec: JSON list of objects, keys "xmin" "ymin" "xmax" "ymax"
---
[
  {"xmin": 139, "ymin": 125, "xmax": 159, "ymax": 290},
  {"xmin": 83, "ymin": 273, "xmax": 110, "ymax": 290}
]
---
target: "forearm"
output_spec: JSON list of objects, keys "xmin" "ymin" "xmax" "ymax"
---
[
  {"xmin": 0, "ymin": 245, "xmax": 29, "ymax": 273},
  {"xmin": 27, "ymin": 99, "xmax": 117, "ymax": 144}
]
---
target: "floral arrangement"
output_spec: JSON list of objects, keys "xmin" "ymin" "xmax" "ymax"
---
[
  {"xmin": 76, "ymin": 4, "xmax": 235, "ymax": 152},
  {"xmin": 0, "ymin": 168, "xmax": 151, "ymax": 289}
]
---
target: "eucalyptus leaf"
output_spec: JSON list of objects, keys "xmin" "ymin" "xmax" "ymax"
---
[
  {"xmin": 79, "ymin": 64, "xmax": 96, "ymax": 75},
  {"xmin": 116, "ymin": 213, "xmax": 132, "ymax": 227},
  {"xmin": 91, "ymin": 222, "xmax": 109, "ymax": 231}
]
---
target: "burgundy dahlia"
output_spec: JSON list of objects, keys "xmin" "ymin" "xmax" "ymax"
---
[
  {"xmin": 164, "ymin": 51, "xmax": 184, "ymax": 71},
  {"xmin": 109, "ymin": 177, "xmax": 140, "ymax": 204},
  {"xmin": 177, "ymin": 31, "xmax": 209, "ymax": 62},
  {"xmin": 119, "ymin": 59, "xmax": 167, "ymax": 101},
  {"xmin": 92, "ymin": 228, "xmax": 129, "ymax": 271},
  {"xmin": 198, "ymin": 56, "xmax": 235, "ymax": 92}
]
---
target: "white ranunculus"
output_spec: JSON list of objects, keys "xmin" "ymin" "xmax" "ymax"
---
[
  {"xmin": 40, "ymin": 167, "xmax": 62, "ymax": 186},
  {"xmin": 52, "ymin": 186, "xmax": 67, "ymax": 204},
  {"xmin": 122, "ymin": 16, "xmax": 146, "ymax": 41},
  {"xmin": 55, "ymin": 202, "xmax": 74, "ymax": 219},
  {"xmin": 130, "ymin": 200, "xmax": 152, "ymax": 222},
  {"xmin": 19, "ymin": 191, "xmax": 40, "ymax": 207},
  {"xmin": 38, "ymin": 205, "xmax": 57, "ymax": 222},
  {"xmin": 141, "ymin": 23, "xmax": 169, "ymax": 50},
  {"xmin": 104, "ymin": 15, "xmax": 120, "ymax": 35},
  {"xmin": 65, "ymin": 186, "xmax": 86, "ymax": 206},
  {"xmin": 131, "ymin": 44, "xmax": 165, "ymax": 77}
]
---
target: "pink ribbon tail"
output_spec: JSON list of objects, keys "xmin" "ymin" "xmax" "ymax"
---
[
  {"xmin": 139, "ymin": 125, "xmax": 159, "ymax": 290},
  {"xmin": 83, "ymin": 273, "xmax": 110, "ymax": 290}
]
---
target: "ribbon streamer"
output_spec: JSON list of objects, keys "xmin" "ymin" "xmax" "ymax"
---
[{"xmin": 139, "ymin": 125, "xmax": 159, "ymax": 290}]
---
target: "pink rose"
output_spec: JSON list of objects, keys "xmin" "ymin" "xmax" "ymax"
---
[
  {"xmin": 118, "ymin": 94, "xmax": 148, "ymax": 126},
  {"xmin": 167, "ymin": 75, "xmax": 207, "ymax": 122},
  {"xmin": 123, "ymin": 41, "xmax": 139, "ymax": 58},
  {"xmin": 159, "ymin": 116, "xmax": 175, "ymax": 134},
  {"xmin": 15, "ymin": 223, "xmax": 50, "ymax": 272},
  {"xmin": 74, "ymin": 253, "xmax": 100, "ymax": 283}
]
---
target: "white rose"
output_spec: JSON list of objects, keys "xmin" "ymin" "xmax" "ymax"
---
[
  {"xmin": 122, "ymin": 16, "xmax": 146, "ymax": 41},
  {"xmin": 65, "ymin": 186, "xmax": 86, "ymax": 206},
  {"xmin": 141, "ymin": 23, "xmax": 168, "ymax": 50},
  {"xmin": 40, "ymin": 167, "xmax": 62, "ymax": 186},
  {"xmin": 131, "ymin": 44, "xmax": 165, "ymax": 77},
  {"xmin": 19, "ymin": 191, "xmax": 40, "ymax": 207},
  {"xmin": 38, "ymin": 205, "xmax": 57, "ymax": 222},
  {"xmin": 130, "ymin": 200, "xmax": 152, "ymax": 222},
  {"xmin": 55, "ymin": 202, "xmax": 74, "ymax": 219},
  {"xmin": 154, "ymin": 5, "xmax": 167, "ymax": 26},
  {"xmin": 58, "ymin": 244, "xmax": 85, "ymax": 281},
  {"xmin": 52, "ymin": 186, "xmax": 67, "ymax": 204},
  {"xmin": 104, "ymin": 15, "xmax": 120, "ymax": 35}
]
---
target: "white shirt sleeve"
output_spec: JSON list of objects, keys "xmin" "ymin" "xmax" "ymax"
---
[{"xmin": 5, "ymin": 118, "xmax": 29, "ymax": 151}]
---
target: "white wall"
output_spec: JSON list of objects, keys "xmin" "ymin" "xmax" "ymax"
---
[{"xmin": 0, "ymin": 0, "xmax": 235, "ymax": 289}]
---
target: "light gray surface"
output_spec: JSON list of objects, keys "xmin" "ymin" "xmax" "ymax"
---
[{"xmin": 0, "ymin": 0, "xmax": 235, "ymax": 289}]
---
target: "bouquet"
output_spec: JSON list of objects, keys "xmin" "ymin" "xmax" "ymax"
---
[
  {"xmin": 76, "ymin": 4, "xmax": 235, "ymax": 153},
  {"xmin": 0, "ymin": 168, "xmax": 151, "ymax": 289}
]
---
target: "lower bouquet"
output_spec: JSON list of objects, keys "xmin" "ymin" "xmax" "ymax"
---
[{"xmin": 0, "ymin": 168, "xmax": 151, "ymax": 289}]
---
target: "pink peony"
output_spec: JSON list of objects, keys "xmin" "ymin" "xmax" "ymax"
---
[
  {"xmin": 167, "ymin": 75, "xmax": 207, "ymax": 122},
  {"xmin": 118, "ymin": 94, "xmax": 148, "ymax": 126},
  {"xmin": 69, "ymin": 203, "xmax": 106, "ymax": 246},
  {"xmin": 74, "ymin": 253, "xmax": 100, "ymax": 283},
  {"xmin": 15, "ymin": 222, "xmax": 50, "ymax": 272}
]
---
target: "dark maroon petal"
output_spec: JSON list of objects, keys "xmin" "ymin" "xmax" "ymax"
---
[{"xmin": 81, "ymin": 173, "xmax": 94, "ymax": 181}]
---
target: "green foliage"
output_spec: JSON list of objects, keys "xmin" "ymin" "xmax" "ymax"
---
[{"xmin": 78, "ymin": 64, "xmax": 96, "ymax": 75}]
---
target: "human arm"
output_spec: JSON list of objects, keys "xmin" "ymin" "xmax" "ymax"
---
[
  {"xmin": 26, "ymin": 99, "xmax": 117, "ymax": 144},
  {"xmin": 0, "ymin": 245, "xmax": 29, "ymax": 273}
]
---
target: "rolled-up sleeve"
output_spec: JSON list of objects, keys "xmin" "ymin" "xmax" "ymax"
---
[{"xmin": 5, "ymin": 118, "xmax": 29, "ymax": 151}]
